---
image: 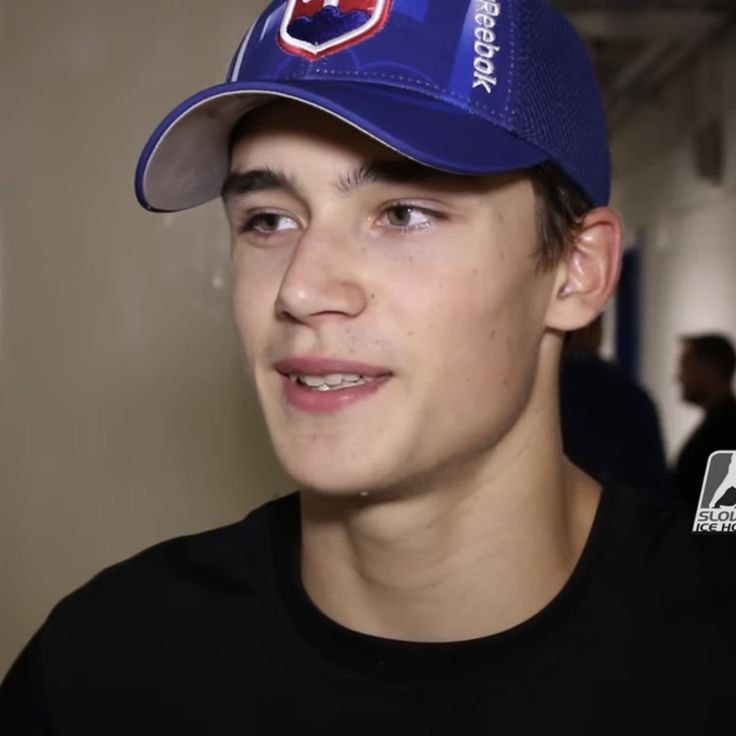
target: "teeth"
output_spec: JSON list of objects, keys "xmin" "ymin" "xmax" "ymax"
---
[
  {"xmin": 326, "ymin": 373, "xmax": 360, "ymax": 386},
  {"xmin": 289, "ymin": 373, "xmax": 375, "ymax": 391}
]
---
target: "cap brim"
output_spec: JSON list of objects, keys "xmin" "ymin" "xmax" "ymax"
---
[{"xmin": 136, "ymin": 80, "xmax": 549, "ymax": 213}]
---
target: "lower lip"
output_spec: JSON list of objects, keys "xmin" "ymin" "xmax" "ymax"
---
[{"xmin": 280, "ymin": 374, "xmax": 392, "ymax": 414}]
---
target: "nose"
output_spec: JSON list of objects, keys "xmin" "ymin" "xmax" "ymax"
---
[{"xmin": 275, "ymin": 223, "xmax": 368, "ymax": 326}]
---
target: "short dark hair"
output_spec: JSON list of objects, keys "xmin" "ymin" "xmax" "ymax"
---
[
  {"xmin": 683, "ymin": 334, "xmax": 736, "ymax": 382},
  {"xmin": 527, "ymin": 161, "xmax": 593, "ymax": 272}
]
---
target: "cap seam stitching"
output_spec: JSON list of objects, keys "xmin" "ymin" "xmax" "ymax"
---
[
  {"xmin": 504, "ymin": 1, "xmax": 516, "ymax": 116},
  {"xmin": 295, "ymin": 69, "xmax": 512, "ymax": 126}
]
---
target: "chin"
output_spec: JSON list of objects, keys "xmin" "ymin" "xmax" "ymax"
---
[
  {"xmin": 265, "ymin": 414, "xmax": 412, "ymax": 498},
  {"xmin": 277, "ymin": 452, "xmax": 392, "ymax": 498}
]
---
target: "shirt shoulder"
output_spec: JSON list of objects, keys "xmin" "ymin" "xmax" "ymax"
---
[
  {"xmin": 597, "ymin": 482, "xmax": 736, "ymax": 616},
  {"xmin": 53, "ymin": 493, "xmax": 298, "ymax": 625},
  {"xmin": 0, "ymin": 493, "xmax": 300, "ymax": 729},
  {"xmin": 2, "ymin": 494, "xmax": 298, "ymax": 674}
]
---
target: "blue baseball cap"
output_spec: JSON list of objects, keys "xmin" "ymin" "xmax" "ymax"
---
[{"xmin": 136, "ymin": 0, "xmax": 610, "ymax": 213}]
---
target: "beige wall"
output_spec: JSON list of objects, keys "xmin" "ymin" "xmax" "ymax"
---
[
  {"xmin": 611, "ymin": 25, "xmax": 736, "ymax": 460},
  {"xmin": 0, "ymin": 0, "xmax": 290, "ymax": 677}
]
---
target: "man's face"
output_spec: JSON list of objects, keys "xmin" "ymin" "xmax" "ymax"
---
[{"xmin": 224, "ymin": 102, "xmax": 558, "ymax": 496}]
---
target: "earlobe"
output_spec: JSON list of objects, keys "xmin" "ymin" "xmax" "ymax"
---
[{"xmin": 545, "ymin": 207, "xmax": 624, "ymax": 331}]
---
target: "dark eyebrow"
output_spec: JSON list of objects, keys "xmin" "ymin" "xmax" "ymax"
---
[
  {"xmin": 221, "ymin": 161, "xmax": 479, "ymax": 204},
  {"xmin": 221, "ymin": 168, "xmax": 300, "ymax": 203},
  {"xmin": 332, "ymin": 161, "xmax": 476, "ymax": 194}
]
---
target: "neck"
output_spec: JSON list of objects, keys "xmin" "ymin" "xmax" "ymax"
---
[{"xmin": 299, "ymin": 357, "xmax": 601, "ymax": 643}]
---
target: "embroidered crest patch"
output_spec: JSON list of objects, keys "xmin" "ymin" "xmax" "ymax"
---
[{"xmin": 279, "ymin": 0, "xmax": 392, "ymax": 60}]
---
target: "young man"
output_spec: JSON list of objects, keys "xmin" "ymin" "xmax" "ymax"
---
[{"xmin": 2, "ymin": 1, "xmax": 734, "ymax": 732}]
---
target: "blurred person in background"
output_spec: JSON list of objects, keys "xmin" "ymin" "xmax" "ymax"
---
[
  {"xmin": 674, "ymin": 333, "xmax": 736, "ymax": 505},
  {"xmin": 560, "ymin": 315, "xmax": 669, "ymax": 494}
]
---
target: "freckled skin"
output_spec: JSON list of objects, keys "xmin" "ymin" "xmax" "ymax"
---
[{"xmin": 226, "ymin": 103, "xmax": 558, "ymax": 498}]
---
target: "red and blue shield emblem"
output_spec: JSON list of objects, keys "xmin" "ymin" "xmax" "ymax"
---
[{"xmin": 279, "ymin": 0, "xmax": 393, "ymax": 59}]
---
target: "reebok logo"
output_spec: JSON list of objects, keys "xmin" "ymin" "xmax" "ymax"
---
[{"xmin": 473, "ymin": 0, "xmax": 502, "ymax": 94}]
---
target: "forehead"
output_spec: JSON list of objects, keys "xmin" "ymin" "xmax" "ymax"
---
[{"xmin": 230, "ymin": 100, "xmax": 403, "ymax": 166}]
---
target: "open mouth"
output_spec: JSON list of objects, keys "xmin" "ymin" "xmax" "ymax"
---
[
  {"xmin": 273, "ymin": 357, "xmax": 393, "ymax": 413},
  {"xmin": 286, "ymin": 373, "xmax": 378, "ymax": 392},
  {"xmin": 275, "ymin": 369, "xmax": 392, "ymax": 414}
]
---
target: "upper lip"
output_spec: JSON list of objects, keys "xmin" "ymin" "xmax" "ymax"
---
[{"xmin": 274, "ymin": 356, "xmax": 393, "ymax": 377}]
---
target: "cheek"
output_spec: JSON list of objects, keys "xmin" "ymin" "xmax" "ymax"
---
[
  {"xmin": 231, "ymin": 260, "xmax": 274, "ymax": 368},
  {"xmin": 416, "ymin": 259, "xmax": 546, "ymax": 426},
  {"xmin": 457, "ymin": 287, "xmax": 525, "ymax": 396}
]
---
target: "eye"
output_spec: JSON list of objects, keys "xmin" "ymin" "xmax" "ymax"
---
[
  {"xmin": 381, "ymin": 204, "xmax": 437, "ymax": 231},
  {"xmin": 242, "ymin": 212, "xmax": 300, "ymax": 234}
]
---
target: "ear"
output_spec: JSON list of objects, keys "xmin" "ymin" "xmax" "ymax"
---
[{"xmin": 545, "ymin": 207, "xmax": 624, "ymax": 332}]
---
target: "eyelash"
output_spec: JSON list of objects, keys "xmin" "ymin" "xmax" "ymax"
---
[
  {"xmin": 379, "ymin": 202, "xmax": 445, "ymax": 232},
  {"xmin": 238, "ymin": 202, "xmax": 446, "ymax": 237},
  {"xmin": 239, "ymin": 211, "xmax": 296, "ymax": 235}
]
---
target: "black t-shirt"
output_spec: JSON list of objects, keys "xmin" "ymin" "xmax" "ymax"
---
[{"xmin": 1, "ymin": 484, "xmax": 734, "ymax": 734}]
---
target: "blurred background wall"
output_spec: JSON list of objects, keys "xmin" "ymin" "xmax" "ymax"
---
[
  {"xmin": 0, "ymin": 0, "xmax": 290, "ymax": 677},
  {"xmin": 611, "ymin": 23, "xmax": 736, "ymax": 459},
  {"xmin": 2, "ymin": 0, "xmax": 736, "ymax": 678}
]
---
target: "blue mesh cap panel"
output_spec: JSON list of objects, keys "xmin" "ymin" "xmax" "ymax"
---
[{"xmin": 509, "ymin": 0, "xmax": 610, "ymax": 205}]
